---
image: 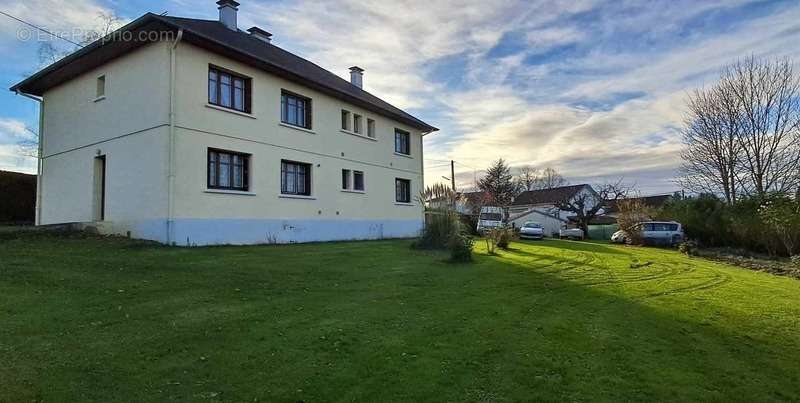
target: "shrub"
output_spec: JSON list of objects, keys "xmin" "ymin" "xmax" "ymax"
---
[
  {"xmin": 448, "ymin": 232, "xmax": 474, "ymax": 262},
  {"xmin": 617, "ymin": 198, "xmax": 652, "ymax": 245},
  {"xmin": 497, "ymin": 228, "xmax": 512, "ymax": 249},
  {"xmin": 484, "ymin": 226, "xmax": 514, "ymax": 253},
  {"xmin": 659, "ymin": 194, "xmax": 799, "ymax": 257},
  {"xmin": 417, "ymin": 210, "xmax": 461, "ymax": 250},
  {"xmin": 678, "ymin": 241, "xmax": 698, "ymax": 256}
]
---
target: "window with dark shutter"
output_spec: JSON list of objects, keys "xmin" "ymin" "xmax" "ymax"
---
[
  {"xmin": 395, "ymin": 178, "xmax": 411, "ymax": 203},
  {"xmin": 207, "ymin": 149, "xmax": 250, "ymax": 191},
  {"xmin": 354, "ymin": 171, "xmax": 365, "ymax": 191},
  {"xmin": 394, "ymin": 129, "xmax": 410, "ymax": 155},
  {"xmin": 208, "ymin": 66, "xmax": 251, "ymax": 113},
  {"xmin": 342, "ymin": 169, "xmax": 351, "ymax": 190},
  {"xmin": 281, "ymin": 90, "xmax": 312, "ymax": 129},
  {"xmin": 281, "ymin": 160, "xmax": 312, "ymax": 195}
]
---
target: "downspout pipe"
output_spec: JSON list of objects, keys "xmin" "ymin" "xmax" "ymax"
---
[
  {"xmin": 15, "ymin": 90, "xmax": 44, "ymax": 226},
  {"xmin": 167, "ymin": 29, "xmax": 183, "ymax": 245}
]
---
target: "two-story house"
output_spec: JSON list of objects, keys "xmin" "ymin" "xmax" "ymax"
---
[
  {"xmin": 509, "ymin": 184, "xmax": 602, "ymax": 220},
  {"xmin": 10, "ymin": 0, "xmax": 437, "ymax": 245}
]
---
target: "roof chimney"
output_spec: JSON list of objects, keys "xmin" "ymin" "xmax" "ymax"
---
[
  {"xmin": 247, "ymin": 26, "xmax": 272, "ymax": 43},
  {"xmin": 349, "ymin": 66, "xmax": 364, "ymax": 89},
  {"xmin": 217, "ymin": 0, "xmax": 239, "ymax": 31}
]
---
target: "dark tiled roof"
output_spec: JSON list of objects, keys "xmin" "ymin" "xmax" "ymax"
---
[
  {"xmin": 11, "ymin": 13, "xmax": 437, "ymax": 132},
  {"xmin": 461, "ymin": 191, "xmax": 490, "ymax": 207},
  {"xmin": 512, "ymin": 184, "xmax": 589, "ymax": 206}
]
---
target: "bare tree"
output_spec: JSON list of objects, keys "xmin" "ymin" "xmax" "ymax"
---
[
  {"xmin": 680, "ymin": 56, "xmax": 800, "ymax": 201},
  {"xmin": 533, "ymin": 167, "xmax": 567, "ymax": 190},
  {"xmin": 514, "ymin": 165, "xmax": 539, "ymax": 191},
  {"xmin": 616, "ymin": 198, "xmax": 654, "ymax": 245},
  {"xmin": 723, "ymin": 57, "xmax": 800, "ymax": 196},
  {"xmin": 37, "ymin": 12, "xmax": 122, "ymax": 68},
  {"xmin": 556, "ymin": 180, "xmax": 630, "ymax": 237},
  {"xmin": 679, "ymin": 84, "xmax": 743, "ymax": 204}
]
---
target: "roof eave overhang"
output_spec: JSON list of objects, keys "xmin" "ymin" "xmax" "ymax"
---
[
  {"xmin": 11, "ymin": 13, "xmax": 437, "ymax": 132},
  {"xmin": 10, "ymin": 13, "xmax": 170, "ymax": 96}
]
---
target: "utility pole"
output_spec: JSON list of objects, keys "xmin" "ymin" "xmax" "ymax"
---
[{"xmin": 450, "ymin": 160, "xmax": 456, "ymax": 192}]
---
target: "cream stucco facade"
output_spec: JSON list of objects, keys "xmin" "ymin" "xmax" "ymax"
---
[{"xmin": 36, "ymin": 39, "xmax": 427, "ymax": 245}]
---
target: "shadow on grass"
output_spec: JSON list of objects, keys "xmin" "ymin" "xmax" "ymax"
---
[
  {"xmin": 515, "ymin": 238, "xmax": 632, "ymax": 255},
  {"xmin": 1, "ymin": 234, "xmax": 798, "ymax": 401}
]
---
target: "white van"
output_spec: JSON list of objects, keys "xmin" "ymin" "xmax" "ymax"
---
[
  {"xmin": 612, "ymin": 221, "xmax": 684, "ymax": 246},
  {"xmin": 477, "ymin": 206, "xmax": 504, "ymax": 234}
]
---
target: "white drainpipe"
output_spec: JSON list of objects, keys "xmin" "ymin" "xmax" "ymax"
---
[
  {"xmin": 15, "ymin": 90, "xmax": 43, "ymax": 225},
  {"xmin": 167, "ymin": 29, "xmax": 183, "ymax": 244}
]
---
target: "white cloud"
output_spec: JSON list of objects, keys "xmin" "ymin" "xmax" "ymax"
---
[{"xmin": 0, "ymin": 118, "xmax": 34, "ymax": 144}]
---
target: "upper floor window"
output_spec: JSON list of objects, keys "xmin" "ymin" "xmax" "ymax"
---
[
  {"xmin": 281, "ymin": 160, "xmax": 311, "ymax": 196},
  {"xmin": 395, "ymin": 178, "xmax": 411, "ymax": 203},
  {"xmin": 395, "ymin": 129, "xmax": 410, "ymax": 155},
  {"xmin": 281, "ymin": 90, "xmax": 312, "ymax": 129},
  {"xmin": 208, "ymin": 148, "xmax": 249, "ymax": 191},
  {"xmin": 341, "ymin": 110, "xmax": 351, "ymax": 131},
  {"xmin": 96, "ymin": 75, "xmax": 106, "ymax": 98},
  {"xmin": 208, "ymin": 66, "xmax": 251, "ymax": 113},
  {"xmin": 367, "ymin": 119, "xmax": 375, "ymax": 138},
  {"xmin": 353, "ymin": 114, "xmax": 363, "ymax": 134}
]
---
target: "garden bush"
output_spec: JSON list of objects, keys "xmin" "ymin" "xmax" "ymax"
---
[
  {"xmin": 678, "ymin": 241, "xmax": 698, "ymax": 256},
  {"xmin": 416, "ymin": 210, "xmax": 461, "ymax": 250},
  {"xmin": 448, "ymin": 232, "xmax": 474, "ymax": 262},
  {"xmin": 659, "ymin": 194, "xmax": 800, "ymax": 257}
]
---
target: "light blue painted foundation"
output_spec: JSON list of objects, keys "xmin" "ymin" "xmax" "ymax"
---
[{"xmin": 127, "ymin": 218, "xmax": 423, "ymax": 246}]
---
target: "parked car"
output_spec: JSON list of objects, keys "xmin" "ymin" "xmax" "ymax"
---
[
  {"xmin": 559, "ymin": 228, "xmax": 584, "ymax": 240},
  {"xmin": 519, "ymin": 222, "xmax": 544, "ymax": 240},
  {"xmin": 477, "ymin": 206, "xmax": 504, "ymax": 235},
  {"xmin": 611, "ymin": 221, "xmax": 684, "ymax": 246}
]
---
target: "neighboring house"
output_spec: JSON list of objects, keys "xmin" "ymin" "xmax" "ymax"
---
[
  {"xmin": 0, "ymin": 170, "xmax": 36, "ymax": 223},
  {"xmin": 509, "ymin": 184, "xmax": 603, "ymax": 222},
  {"xmin": 10, "ymin": 1, "xmax": 437, "ymax": 245},
  {"xmin": 460, "ymin": 191, "xmax": 491, "ymax": 215},
  {"xmin": 428, "ymin": 190, "xmax": 490, "ymax": 216},
  {"xmin": 507, "ymin": 208, "xmax": 567, "ymax": 238}
]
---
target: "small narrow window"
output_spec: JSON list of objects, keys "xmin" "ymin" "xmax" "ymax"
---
[
  {"xmin": 341, "ymin": 110, "xmax": 351, "ymax": 131},
  {"xmin": 353, "ymin": 114, "xmax": 362, "ymax": 134},
  {"xmin": 207, "ymin": 148, "xmax": 250, "ymax": 191},
  {"xmin": 394, "ymin": 129, "xmax": 410, "ymax": 155},
  {"xmin": 354, "ymin": 171, "xmax": 364, "ymax": 191},
  {"xmin": 281, "ymin": 91, "xmax": 312, "ymax": 129},
  {"xmin": 96, "ymin": 75, "xmax": 106, "ymax": 98},
  {"xmin": 342, "ymin": 169, "xmax": 351, "ymax": 190},
  {"xmin": 281, "ymin": 160, "xmax": 312, "ymax": 196},
  {"xmin": 395, "ymin": 178, "xmax": 411, "ymax": 203},
  {"xmin": 367, "ymin": 119, "xmax": 375, "ymax": 138}
]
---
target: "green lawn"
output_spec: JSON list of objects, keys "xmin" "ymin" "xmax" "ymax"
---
[{"xmin": 1, "ymin": 234, "xmax": 799, "ymax": 402}]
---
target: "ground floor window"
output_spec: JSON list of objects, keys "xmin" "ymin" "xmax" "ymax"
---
[
  {"xmin": 395, "ymin": 178, "xmax": 411, "ymax": 203},
  {"xmin": 342, "ymin": 169, "xmax": 365, "ymax": 191},
  {"xmin": 281, "ymin": 160, "xmax": 311, "ymax": 195},
  {"xmin": 208, "ymin": 149, "xmax": 249, "ymax": 191},
  {"xmin": 354, "ymin": 171, "xmax": 364, "ymax": 191}
]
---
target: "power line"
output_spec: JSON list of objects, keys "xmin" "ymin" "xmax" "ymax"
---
[{"xmin": 0, "ymin": 10, "xmax": 81, "ymax": 46}]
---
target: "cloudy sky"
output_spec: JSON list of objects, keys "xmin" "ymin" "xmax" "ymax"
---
[{"xmin": 1, "ymin": 0, "xmax": 799, "ymax": 194}]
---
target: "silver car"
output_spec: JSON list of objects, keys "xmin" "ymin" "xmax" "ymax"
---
[
  {"xmin": 519, "ymin": 222, "xmax": 544, "ymax": 240},
  {"xmin": 611, "ymin": 221, "xmax": 684, "ymax": 246}
]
